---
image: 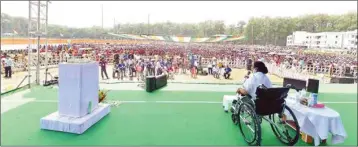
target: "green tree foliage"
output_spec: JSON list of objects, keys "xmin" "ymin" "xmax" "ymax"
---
[{"xmin": 1, "ymin": 12, "xmax": 356, "ymax": 46}]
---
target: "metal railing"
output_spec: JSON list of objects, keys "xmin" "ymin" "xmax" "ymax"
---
[
  {"xmin": 16, "ymin": 75, "xmax": 32, "ymax": 89},
  {"xmin": 266, "ymin": 62, "xmax": 357, "ymax": 83},
  {"xmin": 3, "ymin": 54, "xmax": 357, "ymax": 91},
  {"xmin": 6, "ymin": 54, "xmax": 357, "ymax": 79}
]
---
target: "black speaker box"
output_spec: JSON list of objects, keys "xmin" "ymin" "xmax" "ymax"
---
[
  {"xmin": 283, "ymin": 77, "xmax": 307, "ymax": 90},
  {"xmin": 307, "ymin": 79, "xmax": 319, "ymax": 93},
  {"xmin": 330, "ymin": 77, "xmax": 355, "ymax": 84}
]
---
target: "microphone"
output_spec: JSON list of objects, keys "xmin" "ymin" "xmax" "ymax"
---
[
  {"xmin": 245, "ymin": 71, "xmax": 251, "ymax": 79},
  {"xmin": 237, "ymin": 71, "xmax": 251, "ymax": 97}
]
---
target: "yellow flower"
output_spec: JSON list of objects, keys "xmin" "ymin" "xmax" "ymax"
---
[{"xmin": 98, "ymin": 89, "xmax": 108, "ymax": 103}]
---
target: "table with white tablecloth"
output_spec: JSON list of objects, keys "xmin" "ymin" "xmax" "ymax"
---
[{"xmin": 285, "ymin": 97, "xmax": 347, "ymax": 146}]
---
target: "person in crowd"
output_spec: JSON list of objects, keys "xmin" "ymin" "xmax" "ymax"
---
[
  {"xmin": 182, "ymin": 58, "xmax": 188, "ymax": 74},
  {"xmin": 207, "ymin": 60, "xmax": 213, "ymax": 75},
  {"xmin": 128, "ymin": 58, "xmax": 136, "ymax": 79},
  {"xmin": 223, "ymin": 65, "xmax": 232, "ymax": 79},
  {"xmin": 124, "ymin": 58, "xmax": 129, "ymax": 77},
  {"xmin": 246, "ymin": 57, "xmax": 253, "ymax": 72},
  {"xmin": 136, "ymin": 60, "xmax": 143, "ymax": 81},
  {"xmin": 3, "ymin": 54, "xmax": 14, "ymax": 79},
  {"xmin": 112, "ymin": 54, "xmax": 120, "ymax": 78},
  {"xmin": 155, "ymin": 59, "xmax": 162, "ymax": 76},
  {"xmin": 118, "ymin": 60, "xmax": 126, "ymax": 80},
  {"xmin": 173, "ymin": 59, "xmax": 179, "ymax": 74},
  {"xmin": 191, "ymin": 59, "xmax": 198, "ymax": 78},
  {"xmin": 3, "ymin": 43, "xmax": 357, "ymax": 82},
  {"xmin": 212, "ymin": 65, "xmax": 220, "ymax": 79},
  {"xmin": 145, "ymin": 59, "xmax": 151, "ymax": 76},
  {"xmin": 99, "ymin": 56, "xmax": 109, "ymax": 80},
  {"xmin": 167, "ymin": 64, "xmax": 174, "ymax": 80}
]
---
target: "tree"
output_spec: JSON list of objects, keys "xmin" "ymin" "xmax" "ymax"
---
[{"xmin": 1, "ymin": 12, "xmax": 357, "ymax": 45}]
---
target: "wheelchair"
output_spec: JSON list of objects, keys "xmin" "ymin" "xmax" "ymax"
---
[{"xmin": 230, "ymin": 85, "xmax": 300, "ymax": 146}]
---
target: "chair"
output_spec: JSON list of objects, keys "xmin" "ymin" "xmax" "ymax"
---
[{"xmin": 254, "ymin": 87, "xmax": 289, "ymax": 115}]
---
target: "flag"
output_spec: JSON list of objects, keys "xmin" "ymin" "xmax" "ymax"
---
[
  {"xmin": 60, "ymin": 33, "xmax": 64, "ymax": 37},
  {"xmin": 13, "ymin": 30, "xmax": 18, "ymax": 35}
]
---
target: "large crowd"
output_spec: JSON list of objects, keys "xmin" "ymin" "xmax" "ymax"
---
[{"xmin": 1, "ymin": 41, "xmax": 357, "ymax": 80}]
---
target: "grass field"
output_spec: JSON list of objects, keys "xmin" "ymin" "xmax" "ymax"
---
[{"xmin": 1, "ymin": 83, "xmax": 357, "ymax": 146}]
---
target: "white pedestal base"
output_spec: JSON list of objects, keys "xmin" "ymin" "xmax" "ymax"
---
[{"xmin": 40, "ymin": 104, "xmax": 110, "ymax": 134}]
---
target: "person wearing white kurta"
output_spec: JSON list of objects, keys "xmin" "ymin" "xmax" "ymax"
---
[
  {"xmin": 223, "ymin": 61, "xmax": 272, "ymax": 112},
  {"xmin": 155, "ymin": 60, "xmax": 162, "ymax": 76}
]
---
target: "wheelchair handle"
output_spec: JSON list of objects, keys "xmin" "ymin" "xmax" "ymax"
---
[{"xmin": 258, "ymin": 84, "xmax": 268, "ymax": 89}]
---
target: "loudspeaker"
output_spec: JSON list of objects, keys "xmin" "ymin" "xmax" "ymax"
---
[
  {"xmin": 344, "ymin": 67, "xmax": 354, "ymax": 77},
  {"xmin": 283, "ymin": 77, "xmax": 307, "ymax": 90},
  {"xmin": 307, "ymin": 79, "xmax": 319, "ymax": 93},
  {"xmin": 330, "ymin": 77, "xmax": 355, "ymax": 84},
  {"xmin": 344, "ymin": 73, "xmax": 354, "ymax": 77}
]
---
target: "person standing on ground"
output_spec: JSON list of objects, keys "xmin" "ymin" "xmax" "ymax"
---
[
  {"xmin": 118, "ymin": 60, "xmax": 125, "ymax": 80},
  {"xmin": 207, "ymin": 60, "xmax": 213, "ymax": 75},
  {"xmin": 136, "ymin": 60, "xmax": 143, "ymax": 81},
  {"xmin": 193, "ymin": 59, "xmax": 198, "ymax": 78},
  {"xmin": 3, "ymin": 54, "xmax": 14, "ymax": 79},
  {"xmin": 112, "ymin": 54, "xmax": 119, "ymax": 78},
  {"xmin": 99, "ymin": 56, "xmax": 109, "ymax": 80},
  {"xmin": 246, "ymin": 57, "xmax": 253, "ymax": 74}
]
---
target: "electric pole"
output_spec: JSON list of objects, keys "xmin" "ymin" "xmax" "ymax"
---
[
  {"xmin": 251, "ymin": 25, "xmax": 254, "ymax": 47},
  {"xmin": 147, "ymin": 14, "xmax": 150, "ymax": 35},
  {"xmin": 101, "ymin": 4, "xmax": 104, "ymax": 29},
  {"xmin": 113, "ymin": 17, "xmax": 116, "ymax": 33}
]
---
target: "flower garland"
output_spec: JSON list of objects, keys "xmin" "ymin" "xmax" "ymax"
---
[
  {"xmin": 98, "ymin": 89, "xmax": 109, "ymax": 103},
  {"xmin": 98, "ymin": 89, "xmax": 122, "ymax": 107}
]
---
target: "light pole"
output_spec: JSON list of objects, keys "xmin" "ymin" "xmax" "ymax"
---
[
  {"xmin": 101, "ymin": 4, "xmax": 104, "ymax": 29},
  {"xmin": 251, "ymin": 25, "xmax": 254, "ymax": 47},
  {"xmin": 44, "ymin": 1, "xmax": 49, "ymax": 73},
  {"xmin": 147, "ymin": 14, "xmax": 150, "ymax": 35}
]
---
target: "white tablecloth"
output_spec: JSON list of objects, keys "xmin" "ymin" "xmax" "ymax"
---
[
  {"xmin": 40, "ymin": 103, "xmax": 110, "ymax": 134},
  {"xmin": 58, "ymin": 62, "xmax": 99, "ymax": 118},
  {"xmin": 285, "ymin": 97, "xmax": 347, "ymax": 146}
]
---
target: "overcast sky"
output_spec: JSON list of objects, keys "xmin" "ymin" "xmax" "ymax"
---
[{"xmin": 1, "ymin": 1, "xmax": 357, "ymax": 28}]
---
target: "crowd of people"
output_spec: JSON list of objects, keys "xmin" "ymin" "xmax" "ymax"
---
[
  {"xmin": 1, "ymin": 41, "xmax": 357, "ymax": 80},
  {"xmin": 97, "ymin": 50, "xmax": 233, "ymax": 81}
]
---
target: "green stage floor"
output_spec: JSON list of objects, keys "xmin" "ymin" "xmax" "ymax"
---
[{"xmin": 1, "ymin": 84, "xmax": 357, "ymax": 146}]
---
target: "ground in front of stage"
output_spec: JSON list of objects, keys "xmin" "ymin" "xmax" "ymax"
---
[{"xmin": 1, "ymin": 83, "xmax": 356, "ymax": 146}]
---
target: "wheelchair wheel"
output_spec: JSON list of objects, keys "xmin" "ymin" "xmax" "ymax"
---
[
  {"xmin": 269, "ymin": 105, "xmax": 300, "ymax": 146},
  {"xmin": 231, "ymin": 102, "xmax": 239, "ymax": 124},
  {"xmin": 230, "ymin": 99, "xmax": 239, "ymax": 113},
  {"xmin": 237, "ymin": 103, "xmax": 261, "ymax": 146},
  {"xmin": 231, "ymin": 113, "xmax": 238, "ymax": 124}
]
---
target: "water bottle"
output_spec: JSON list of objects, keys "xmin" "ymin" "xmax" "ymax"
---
[
  {"xmin": 301, "ymin": 89, "xmax": 307, "ymax": 98},
  {"xmin": 311, "ymin": 93, "xmax": 318, "ymax": 105}
]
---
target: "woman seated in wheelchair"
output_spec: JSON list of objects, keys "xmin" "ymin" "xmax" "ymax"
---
[{"xmin": 232, "ymin": 61, "xmax": 272, "ymax": 111}]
